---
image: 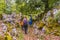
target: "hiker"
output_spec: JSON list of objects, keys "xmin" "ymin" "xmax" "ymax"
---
[
  {"xmin": 33, "ymin": 22, "xmax": 38, "ymax": 35},
  {"xmin": 23, "ymin": 16, "xmax": 28, "ymax": 34},
  {"xmin": 29, "ymin": 15, "xmax": 33, "ymax": 27}
]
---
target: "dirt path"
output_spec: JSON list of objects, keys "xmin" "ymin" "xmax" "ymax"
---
[
  {"xmin": 23, "ymin": 33, "xmax": 38, "ymax": 40},
  {"xmin": 23, "ymin": 27, "xmax": 38, "ymax": 40},
  {"xmin": 22, "ymin": 27, "xmax": 60, "ymax": 40}
]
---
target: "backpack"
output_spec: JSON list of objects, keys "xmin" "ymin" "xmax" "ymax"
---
[{"xmin": 20, "ymin": 21, "xmax": 23, "ymax": 26}]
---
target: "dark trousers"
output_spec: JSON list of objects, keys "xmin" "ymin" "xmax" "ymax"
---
[{"xmin": 24, "ymin": 24, "xmax": 28, "ymax": 34}]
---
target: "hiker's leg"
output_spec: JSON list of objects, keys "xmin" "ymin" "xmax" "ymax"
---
[{"xmin": 25, "ymin": 25, "xmax": 28, "ymax": 34}]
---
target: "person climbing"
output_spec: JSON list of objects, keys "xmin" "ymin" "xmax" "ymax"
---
[
  {"xmin": 29, "ymin": 15, "xmax": 33, "ymax": 27},
  {"xmin": 23, "ymin": 16, "xmax": 28, "ymax": 34}
]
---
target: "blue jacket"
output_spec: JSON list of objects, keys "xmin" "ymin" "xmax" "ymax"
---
[{"xmin": 29, "ymin": 16, "xmax": 32, "ymax": 25}]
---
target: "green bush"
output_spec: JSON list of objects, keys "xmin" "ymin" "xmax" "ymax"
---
[{"xmin": 54, "ymin": 11, "xmax": 60, "ymax": 21}]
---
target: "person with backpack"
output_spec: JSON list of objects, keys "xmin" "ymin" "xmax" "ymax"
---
[
  {"xmin": 29, "ymin": 15, "xmax": 33, "ymax": 27},
  {"xmin": 23, "ymin": 17, "xmax": 28, "ymax": 34}
]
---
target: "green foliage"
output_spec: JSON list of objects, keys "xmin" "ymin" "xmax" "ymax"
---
[
  {"xmin": 0, "ymin": 0, "xmax": 6, "ymax": 14},
  {"xmin": 54, "ymin": 11, "xmax": 60, "ymax": 21},
  {"xmin": 16, "ymin": 0, "xmax": 44, "ymax": 15},
  {"xmin": 0, "ymin": 0, "xmax": 59, "ymax": 15},
  {"xmin": 48, "ymin": 0, "xmax": 59, "ymax": 8}
]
